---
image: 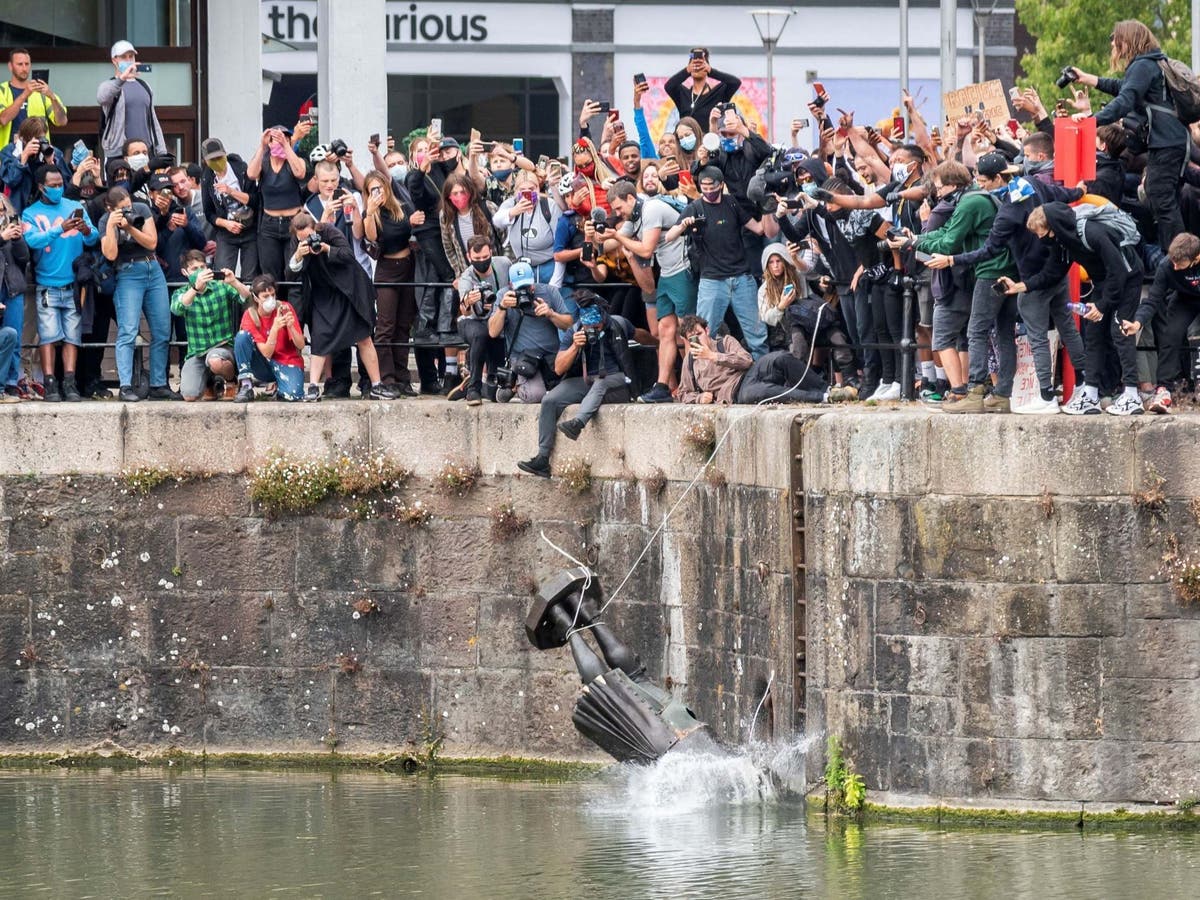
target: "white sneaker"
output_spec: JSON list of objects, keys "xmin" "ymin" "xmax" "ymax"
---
[
  {"xmin": 1105, "ymin": 392, "xmax": 1146, "ymax": 416},
  {"xmin": 1013, "ymin": 395, "xmax": 1060, "ymax": 415},
  {"xmin": 871, "ymin": 382, "xmax": 901, "ymax": 401},
  {"xmin": 1062, "ymin": 391, "xmax": 1100, "ymax": 415}
]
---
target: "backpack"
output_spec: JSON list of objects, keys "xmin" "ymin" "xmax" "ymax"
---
[
  {"xmin": 1156, "ymin": 58, "xmax": 1200, "ymax": 125},
  {"xmin": 961, "ymin": 189, "xmax": 1002, "ymax": 212},
  {"xmin": 1073, "ymin": 203, "xmax": 1141, "ymax": 249}
]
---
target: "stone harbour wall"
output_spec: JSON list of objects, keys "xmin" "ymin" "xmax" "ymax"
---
[
  {"xmin": 0, "ymin": 403, "xmax": 797, "ymax": 759},
  {"xmin": 803, "ymin": 410, "xmax": 1200, "ymax": 807}
]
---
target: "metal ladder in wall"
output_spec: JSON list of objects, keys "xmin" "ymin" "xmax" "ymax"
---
[{"xmin": 790, "ymin": 416, "xmax": 807, "ymax": 734}]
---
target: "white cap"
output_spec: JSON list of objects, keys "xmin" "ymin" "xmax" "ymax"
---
[{"xmin": 111, "ymin": 40, "xmax": 137, "ymax": 58}]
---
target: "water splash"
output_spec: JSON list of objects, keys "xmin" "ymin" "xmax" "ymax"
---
[{"xmin": 591, "ymin": 733, "xmax": 819, "ymax": 815}]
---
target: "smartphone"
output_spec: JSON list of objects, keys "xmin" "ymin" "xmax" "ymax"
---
[
  {"xmin": 812, "ymin": 82, "xmax": 826, "ymax": 107},
  {"xmin": 370, "ymin": 186, "xmax": 383, "ymax": 199},
  {"xmin": 634, "ymin": 72, "xmax": 647, "ymax": 86},
  {"xmin": 469, "ymin": 127, "xmax": 481, "ymax": 146},
  {"xmin": 1006, "ymin": 118, "xmax": 1020, "ymax": 137},
  {"xmin": 782, "ymin": 283, "xmax": 795, "ymax": 297},
  {"xmin": 580, "ymin": 242, "xmax": 594, "ymax": 262},
  {"xmin": 520, "ymin": 189, "xmax": 536, "ymax": 204},
  {"xmin": 72, "ymin": 138, "xmax": 88, "ymax": 156},
  {"xmin": 595, "ymin": 101, "xmax": 611, "ymax": 116},
  {"xmin": 892, "ymin": 115, "xmax": 906, "ymax": 139},
  {"xmin": 914, "ymin": 251, "xmax": 934, "ymax": 264},
  {"xmin": 309, "ymin": 106, "xmax": 319, "ymax": 121},
  {"xmin": 430, "ymin": 117, "xmax": 442, "ymax": 135},
  {"xmin": 369, "ymin": 133, "xmax": 380, "ymax": 145},
  {"xmin": 990, "ymin": 280, "xmax": 1008, "ymax": 296},
  {"xmin": 512, "ymin": 137, "xmax": 524, "ymax": 154},
  {"xmin": 783, "ymin": 198, "xmax": 804, "ymax": 211},
  {"xmin": 609, "ymin": 110, "xmax": 621, "ymax": 123},
  {"xmin": 1009, "ymin": 86, "xmax": 1021, "ymax": 101},
  {"xmin": 690, "ymin": 49, "xmax": 705, "ymax": 61},
  {"xmin": 31, "ymin": 68, "xmax": 49, "ymax": 83},
  {"xmin": 136, "ymin": 63, "xmax": 152, "ymax": 73}
]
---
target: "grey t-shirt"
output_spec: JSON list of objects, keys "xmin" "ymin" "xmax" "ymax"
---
[
  {"xmin": 456, "ymin": 257, "xmax": 512, "ymax": 321},
  {"xmin": 619, "ymin": 196, "xmax": 687, "ymax": 278},
  {"xmin": 489, "ymin": 283, "xmax": 570, "ymax": 357},
  {"xmin": 120, "ymin": 80, "xmax": 154, "ymax": 145}
]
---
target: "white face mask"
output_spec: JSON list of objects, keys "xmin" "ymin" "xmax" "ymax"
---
[
  {"xmin": 389, "ymin": 163, "xmax": 408, "ymax": 181},
  {"xmin": 891, "ymin": 162, "xmax": 911, "ymax": 183},
  {"xmin": 260, "ymin": 297, "xmax": 278, "ymax": 314},
  {"xmin": 127, "ymin": 153, "xmax": 149, "ymax": 171}
]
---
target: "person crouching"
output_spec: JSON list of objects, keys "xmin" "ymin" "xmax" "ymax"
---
[
  {"xmin": 170, "ymin": 250, "xmax": 251, "ymax": 400},
  {"xmin": 233, "ymin": 274, "xmax": 306, "ymax": 402}
]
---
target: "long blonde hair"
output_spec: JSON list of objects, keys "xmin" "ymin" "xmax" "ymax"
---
[
  {"xmin": 1111, "ymin": 20, "xmax": 1160, "ymax": 71},
  {"xmin": 762, "ymin": 247, "xmax": 805, "ymax": 308},
  {"xmin": 363, "ymin": 171, "xmax": 403, "ymax": 226}
]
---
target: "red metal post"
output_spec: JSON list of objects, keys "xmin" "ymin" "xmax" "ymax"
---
[{"xmin": 1053, "ymin": 117, "xmax": 1097, "ymax": 401}]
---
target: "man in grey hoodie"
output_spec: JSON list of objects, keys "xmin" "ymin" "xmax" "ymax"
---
[{"xmin": 97, "ymin": 41, "xmax": 165, "ymax": 162}]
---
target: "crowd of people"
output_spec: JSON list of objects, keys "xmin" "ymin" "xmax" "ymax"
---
[{"xmin": 2, "ymin": 24, "xmax": 1200, "ymax": 471}]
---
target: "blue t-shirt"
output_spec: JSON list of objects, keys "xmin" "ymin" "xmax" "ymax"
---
[{"xmin": 21, "ymin": 198, "xmax": 98, "ymax": 286}]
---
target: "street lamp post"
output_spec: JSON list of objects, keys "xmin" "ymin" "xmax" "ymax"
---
[{"xmin": 749, "ymin": 8, "xmax": 796, "ymax": 143}]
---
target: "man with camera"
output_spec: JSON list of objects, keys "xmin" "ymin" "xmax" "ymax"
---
[
  {"xmin": 605, "ymin": 180, "xmax": 694, "ymax": 403},
  {"xmin": 517, "ymin": 290, "xmax": 636, "ymax": 479},
  {"xmin": 456, "ymin": 235, "xmax": 511, "ymax": 404},
  {"xmin": 1, "ymin": 116, "xmax": 70, "ymax": 214},
  {"xmin": 665, "ymin": 166, "xmax": 768, "ymax": 359},
  {"xmin": 149, "ymin": 171, "xmax": 206, "ymax": 281},
  {"xmin": 22, "ymin": 166, "xmax": 98, "ymax": 401},
  {"xmin": 0, "ymin": 49, "xmax": 68, "ymax": 149},
  {"xmin": 488, "ymin": 259, "xmax": 573, "ymax": 404},
  {"xmin": 170, "ymin": 249, "xmax": 251, "ymax": 401}
]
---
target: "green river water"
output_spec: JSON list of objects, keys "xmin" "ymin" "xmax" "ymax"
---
[{"xmin": 0, "ymin": 761, "xmax": 1196, "ymax": 899}]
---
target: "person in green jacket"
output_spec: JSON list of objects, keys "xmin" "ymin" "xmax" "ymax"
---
[{"xmin": 894, "ymin": 158, "xmax": 1018, "ymax": 413}]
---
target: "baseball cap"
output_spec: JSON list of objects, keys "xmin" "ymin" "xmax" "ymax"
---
[
  {"xmin": 148, "ymin": 173, "xmax": 172, "ymax": 192},
  {"xmin": 976, "ymin": 152, "xmax": 1018, "ymax": 178},
  {"xmin": 200, "ymin": 138, "xmax": 226, "ymax": 160},
  {"xmin": 696, "ymin": 166, "xmax": 725, "ymax": 185},
  {"xmin": 509, "ymin": 261, "xmax": 535, "ymax": 289},
  {"xmin": 440, "ymin": 136, "xmax": 460, "ymax": 151},
  {"xmin": 111, "ymin": 40, "xmax": 137, "ymax": 58}
]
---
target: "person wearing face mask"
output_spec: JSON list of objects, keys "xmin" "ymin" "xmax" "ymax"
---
[
  {"xmin": 902, "ymin": 159, "xmax": 1016, "ymax": 413},
  {"xmin": 492, "ymin": 173, "xmax": 560, "ymax": 283},
  {"xmin": 454, "ymin": 236, "xmax": 511, "ymax": 404},
  {"xmin": 0, "ymin": 194, "xmax": 30, "ymax": 401},
  {"xmin": 1119, "ymin": 231, "xmax": 1200, "ymax": 411},
  {"xmin": 405, "ymin": 135, "xmax": 459, "ymax": 356},
  {"xmin": 120, "ymin": 138, "xmax": 154, "ymax": 197},
  {"xmin": 704, "ymin": 106, "xmax": 772, "ymax": 275},
  {"xmin": 98, "ymin": 186, "xmax": 181, "ymax": 402},
  {"xmin": 97, "ymin": 41, "xmax": 164, "ymax": 163},
  {"xmin": 200, "ymin": 137, "xmax": 259, "ymax": 278},
  {"xmin": 169, "ymin": 250, "xmax": 252, "ymax": 401},
  {"xmin": 665, "ymin": 167, "xmax": 768, "ymax": 359},
  {"xmin": 482, "ymin": 144, "xmax": 520, "ymax": 206},
  {"xmin": 233, "ymin": 274, "xmax": 306, "ymax": 403},
  {"xmin": 673, "ymin": 117, "xmax": 705, "ymax": 172},
  {"xmin": 247, "ymin": 125, "xmax": 307, "ymax": 283},
  {"xmin": 440, "ymin": 173, "xmax": 501, "ymax": 285},
  {"xmin": 1, "ymin": 116, "xmax": 70, "ymax": 215},
  {"xmin": 665, "ymin": 48, "xmax": 742, "ymax": 127},
  {"xmin": 21, "ymin": 167, "xmax": 98, "ymax": 401}
]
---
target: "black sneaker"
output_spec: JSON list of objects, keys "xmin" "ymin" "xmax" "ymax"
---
[
  {"xmin": 465, "ymin": 388, "xmax": 482, "ymax": 406},
  {"xmin": 482, "ymin": 381, "xmax": 498, "ymax": 402},
  {"xmin": 147, "ymin": 385, "xmax": 183, "ymax": 401},
  {"xmin": 303, "ymin": 384, "xmax": 322, "ymax": 402},
  {"xmin": 61, "ymin": 374, "xmax": 82, "ymax": 402},
  {"xmin": 420, "ymin": 380, "xmax": 444, "ymax": 395},
  {"xmin": 118, "ymin": 384, "xmax": 141, "ymax": 402},
  {"xmin": 233, "ymin": 382, "xmax": 255, "ymax": 403},
  {"xmin": 557, "ymin": 418, "xmax": 584, "ymax": 441},
  {"xmin": 323, "ymin": 378, "xmax": 352, "ymax": 399},
  {"xmin": 393, "ymin": 382, "xmax": 418, "ymax": 398},
  {"xmin": 517, "ymin": 455, "xmax": 551, "ymax": 478},
  {"xmin": 43, "ymin": 375, "xmax": 62, "ymax": 403},
  {"xmin": 638, "ymin": 383, "xmax": 674, "ymax": 404},
  {"xmin": 368, "ymin": 382, "xmax": 400, "ymax": 400}
]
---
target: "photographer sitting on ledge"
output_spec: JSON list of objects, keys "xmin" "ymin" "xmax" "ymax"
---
[
  {"xmin": 454, "ymin": 235, "xmax": 511, "ymax": 404},
  {"xmin": 518, "ymin": 290, "xmax": 635, "ymax": 478},
  {"xmin": 487, "ymin": 258, "xmax": 573, "ymax": 403}
]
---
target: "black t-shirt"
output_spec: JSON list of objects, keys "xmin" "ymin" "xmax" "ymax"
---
[
  {"xmin": 683, "ymin": 195, "xmax": 750, "ymax": 279},
  {"xmin": 98, "ymin": 202, "xmax": 156, "ymax": 264}
]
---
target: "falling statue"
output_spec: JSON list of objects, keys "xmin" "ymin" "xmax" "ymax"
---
[{"xmin": 525, "ymin": 567, "xmax": 718, "ymax": 764}]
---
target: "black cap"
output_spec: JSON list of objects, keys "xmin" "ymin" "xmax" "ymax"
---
[
  {"xmin": 976, "ymin": 152, "xmax": 1018, "ymax": 178},
  {"xmin": 200, "ymin": 137, "xmax": 226, "ymax": 160},
  {"xmin": 696, "ymin": 166, "xmax": 725, "ymax": 185}
]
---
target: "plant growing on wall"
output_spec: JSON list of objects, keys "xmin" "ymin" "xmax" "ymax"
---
[{"xmin": 824, "ymin": 735, "xmax": 866, "ymax": 814}]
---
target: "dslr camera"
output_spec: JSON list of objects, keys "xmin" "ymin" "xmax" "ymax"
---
[
  {"xmin": 1055, "ymin": 66, "xmax": 1080, "ymax": 90},
  {"xmin": 513, "ymin": 284, "xmax": 537, "ymax": 310},
  {"xmin": 876, "ymin": 227, "xmax": 904, "ymax": 253},
  {"xmin": 763, "ymin": 168, "xmax": 797, "ymax": 196},
  {"xmin": 471, "ymin": 287, "xmax": 497, "ymax": 318},
  {"xmin": 304, "ymin": 232, "xmax": 324, "ymax": 250},
  {"xmin": 328, "ymin": 138, "xmax": 349, "ymax": 158}
]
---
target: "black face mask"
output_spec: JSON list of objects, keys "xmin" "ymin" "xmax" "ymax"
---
[{"xmin": 471, "ymin": 258, "xmax": 491, "ymax": 273}]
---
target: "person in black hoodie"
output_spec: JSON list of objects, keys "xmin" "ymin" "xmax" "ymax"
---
[
  {"xmin": 405, "ymin": 135, "xmax": 461, "ymax": 358},
  {"xmin": 1068, "ymin": 20, "xmax": 1190, "ymax": 250},
  {"xmin": 1087, "ymin": 125, "xmax": 1127, "ymax": 205},
  {"xmin": 940, "ymin": 153, "xmax": 1086, "ymax": 413},
  {"xmin": 1120, "ymin": 231, "xmax": 1200, "ymax": 410},
  {"xmin": 1000, "ymin": 202, "xmax": 1145, "ymax": 416}
]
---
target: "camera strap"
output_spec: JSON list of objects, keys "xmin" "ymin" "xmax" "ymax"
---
[{"xmin": 502, "ymin": 308, "xmax": 525, "ymax": 367}]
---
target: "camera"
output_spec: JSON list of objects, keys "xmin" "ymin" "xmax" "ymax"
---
[
  {"xmin": 589, "ymin": 207, "xmax": 609, "ymax": 234},
  {"xmin": 471, "ymin": 287, "xmax": 497, "ymax": 318},
  {"xmin": 876, "ymin": 228, "xmax": 903, "ymax": 253},
  {"xmin": 494, "ymin": 365, "xmax": 515, "ymax": 389},
  {"xmin": 328, "ymin": 138, "xmax": 349, "ymax": 158},
  {"xmin": 583, "ymin": 324, "xmax": 603, "ymax": 345},
  {"xmin": 1055, "ymin": 66, "xmax": 1080, "ymax": 90},
  {"xmin": 514, "ymin": 285, "xmax": 536, "ymax": 310},
  {"xmin": 763, "ymin": 169, "xmax": 797, "ymax": 196},
  {"xmin": 716, "ymin": 101, "xmax": 737, "ymax": 115},
  {"xmin": 124, "ymin": 213, "xmax": 146, "ymax": 229},
  {"xmin": 687, "ymin": 215, "xmax": 707, "ymax": 234},
  {"xmin": 305, "ymin": 232, "xmax": 324, "ymax": 250}
]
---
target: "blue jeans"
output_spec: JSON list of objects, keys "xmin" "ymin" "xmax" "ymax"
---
[
  {"xmin": 234, "ymin": 330, "xmax": 305, "ymax": 399},
  {"xmin": 0, "ymin": 287, "xmax": 22, "ymax": 386},
  {"xmin": 697, "ymin": 274, "xmax": 768, "ymax": 359},
  {"xmin": 114, "ymin": 259, "xmax": 171, "ymax": 388}
]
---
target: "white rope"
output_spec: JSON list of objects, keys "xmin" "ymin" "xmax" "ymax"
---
[{"xmin": 747, "ymin": 670, "xmax": 776, "ymax": 744}]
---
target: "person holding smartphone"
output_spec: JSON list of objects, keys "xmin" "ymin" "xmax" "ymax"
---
[
  {"xmin": 169, "ymin": 250, "xmax": 252, "ymax": 400},
  {"xmin": 361, "ymin": 170, "xmax": 419, "ymax": 393},
  {"xmin": 492, "ymin": 172, "xmax": 560, "ymax": 283},
  {"xmin": 0, "ymin": 194, "xmax": 30, "ymax": 401},
  {"xmin": 247, "ymin": 125, "xmax": 306, "ymax": 284},
  {"xmin": 664, "ymin": 48, "xmax": 742, "ymax": 126},
  {"xmin": 0, "ymin": 49, "xmax": 69, "ymax": 150},
  {"xmin": 98, "ymin": 40, "xmax": 165, "ymax": 161}
]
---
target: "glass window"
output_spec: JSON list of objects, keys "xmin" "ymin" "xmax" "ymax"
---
[{"xmin": 0, "ymin": 1, "xmax": 193, "ymax": 49}]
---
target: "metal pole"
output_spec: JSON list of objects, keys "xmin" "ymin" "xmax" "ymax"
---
[
  {"xmin": 940, "ymin": 0, "xmax": 957, "ymax": 125},
  {"xmin": 899, "ymin": 0, "xmax": 909, "ymax": 132},
  {"xmin": 766, "ymin": 38, "xmax": 775, "ymax": 143},
  {"xmin": 977, "ymin": 14, "xmax": 987, "ymax": 82}
]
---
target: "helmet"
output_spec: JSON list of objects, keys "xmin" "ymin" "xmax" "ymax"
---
[
  {"xmin": 309, "ymin": 143, "xmax": 330, "ymax": 164},
  {"xmin": 509, "ymin": 260, "xmax": 535, "ymax": 289},
  {"xmin": 558, "ymin": 172, "xmax": 576, "ymax": 196}
]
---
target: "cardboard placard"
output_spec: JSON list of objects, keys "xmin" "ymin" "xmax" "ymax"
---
[
  {"xmin": 943, "ymin": 80, "xmax": 1012, "ymax": 131},
  {"xmin": 1011, "ymin": 331, "xmax": 1060, "ymax": 411}
]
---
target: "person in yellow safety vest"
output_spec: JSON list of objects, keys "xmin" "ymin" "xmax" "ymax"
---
[{"xmin": 0, "ymin": 49, "xmax": 68, "ymax": 149}]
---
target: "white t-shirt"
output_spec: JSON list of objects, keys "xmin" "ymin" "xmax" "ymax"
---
[{"xmin": 619, "ymin": 196, "xmax": 688, "ymax": 278}]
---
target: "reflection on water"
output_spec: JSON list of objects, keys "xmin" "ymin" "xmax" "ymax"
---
[{"xmin": 0, "ymin": 764, "xmax": 1196, "ymax": 899}]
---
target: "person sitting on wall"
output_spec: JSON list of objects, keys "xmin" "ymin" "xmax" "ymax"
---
[
  {"xmin": 233, "ymin": 273, "xmax": 306, "ymax": 402},
  {"xmin": 517, "ymin": 289, "xmax": 637, "ymax": 478},
  {"xmin": 169, "ymin": 249, "xmax": 251, "ymax": 401},
  {"xmin": 676, "ymin": 314, "xmax": 841, "ymax": 406}
]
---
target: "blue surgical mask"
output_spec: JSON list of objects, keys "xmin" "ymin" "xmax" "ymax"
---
[
  {"xmin": 43, "ymin": 186, "xmax": 64, "ymax": 204},
  {"xmin": 490, "ymin": 168, "xmax": 513, "ymax": 181},
  {"xmin": 117, "ymin": 60, "xmax": 134, "ymax": 74},
  {"xmin": 720, "ymin": 137, "xmax": 739, "ymax": 153},
  {"xmin": 388, "ymin": 163, "xmax": 408, "ymax": 181},
  {"xmin": 678, "ymin": 134, "xmax": 697, "ymax": 152}
]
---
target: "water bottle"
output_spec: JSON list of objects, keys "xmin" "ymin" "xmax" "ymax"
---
[{"xmin": 1066, "ymin": 302, "xmax": 1092, "ymax": 316}]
